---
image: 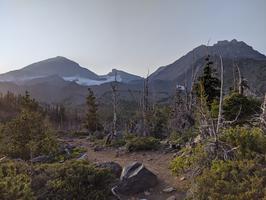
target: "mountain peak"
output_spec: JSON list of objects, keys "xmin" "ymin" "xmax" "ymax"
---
[
  {"xmin": 42, "ymin": 56, "xmax": 76, "ymax": 64},
  {"xmin": 0, "ymin": 56, "xmax": 99, "ymax": 82},
  {"xmin": 150, "ymin": 39, "xmax": 266, "ymax": 84},
  {"xmin": 214, "ymin": 39, "xmax": 246, "ymax": 47},
  {"xmin": 104, "ymin": 68, "xmax": 143, "ymax": 83}
]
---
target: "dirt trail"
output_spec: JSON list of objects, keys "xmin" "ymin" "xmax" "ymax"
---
[{"xmin": 63, "ymin": 138, "xmax": 186, "ymax": 200}]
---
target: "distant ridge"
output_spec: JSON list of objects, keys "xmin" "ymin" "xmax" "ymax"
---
[
  {"xmin": 0, "ymin": 56, "xmax": 99, "ymax": 82},
  {"xmin": 149, "ymin": 39, "xmax": 266, "ymax": 94},
  {"xmin": 0, "ymin": 39, "xmax": 265, "ymax": 105}
]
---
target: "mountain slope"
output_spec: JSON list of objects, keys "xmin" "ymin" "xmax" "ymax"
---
[
  {"xmin": 0, "ymin": 57, "xmax": 143, "ymax": 87},
  {"xmin": 0, "ymin": 56, "xmax": 99, "ymax": 83},
  {"xmin": 150, "ymin": 39, "xmax": 266, "ymax": 94}
]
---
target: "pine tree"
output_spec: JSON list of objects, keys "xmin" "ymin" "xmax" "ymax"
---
[
  {"xmin": 85, "ymin": 88, "xmax": 101, "ymax": 133},
  {"xmin": 21, "ymin": 91, "xmax": 39, "ymax": 112},
  {"xmin": 196, "ymin": 55, "xmax": 220, "ymax": 107}
]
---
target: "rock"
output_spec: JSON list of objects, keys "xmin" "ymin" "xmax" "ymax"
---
[
  {"xmin": 30, "ymin": 155, "xmax": 50, "ymax": 163},
  {"xmin": 193, "ymin": 135, "xmax": 202, "ymax": 144},
  {"xmin": 180, "ymin": 176, "xmax": 186, "ymax": 181},
  {"xmin": 0, "ymin": 156, "xmax": 6, "ymax": 162},
  {"xmin": 93, "ymin": 146, "xmax": 104, "ymax": 152},
  {"xmin": 114, "ymin": 162, "xmax": 158, "ymax": 195},
  {"xmin": 65, "ymin": 143, "xmax": 76, "ymax": 150},
  {"xmin": 58, "ymin": 143, "xmax": 75, "ymax": 155},
  {"xmin": 64, "ymin": 148, "xmax": 71, "ymax": 156},
  {"xmin": 166, "ymin": 195, "xmax": 176, "ymax": 200},
  {"xmin": 163, "ymin": 187, "xmax": 176, "ymax": 193},
  {"xmin": 77, "ymin": 153, "xmax": 87, "ymax": 160},
  {"xmin": 144, "ymin": 191, "xmax": 151, "ymax": 196},
  {"xmin": 97, "ymin": 162, "xmax": 122, "ymax": 178}
]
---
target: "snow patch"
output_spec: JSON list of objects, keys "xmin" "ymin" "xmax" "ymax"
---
[{"xmin": 63, "ymin": 75, "xmax": 122, "ymax": 86}]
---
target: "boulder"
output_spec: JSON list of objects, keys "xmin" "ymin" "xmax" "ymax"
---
[
  {"xmin": 113, "ymin": 162, "xmax": 158, "ymax": 195},
  {"xmin": 30, "ymin": 155, "xmax": 50, "ymax": 163},
  {"xmin": 97, "ymin": 162, "xmax": 122, "ymax": 178},
  {"xmin": 163, "ymin": 187, "xmax": 176, "ymax": 193},
  {"xmin": 166, "ymin": 195, "xmax": 176, "ymax": 200}
]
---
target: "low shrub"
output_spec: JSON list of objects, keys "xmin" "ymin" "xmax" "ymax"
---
[
  {"xmin": 169, "ymin": 128, "xmax": 196, "ymax": 146},
  {"xmin": 223, "ymin": 93, "xmax": 261, "ymax": 124},
  {"xmin": 0, "ymin": 160, "xmax": 115, "ymax": 200},
  {"xmin": 70, "ymin": 146, "xmax": 87, "ymax": 158},
  {"xmin": 170, "ymin": 144, "xmax": 208, "ymax": 175},
  {"xmin": 220, "ymin": 127, "xmax": 266, "ymax": 159},
  {"xmin": 125, "ymin": 136, "xmax": 160, "ymax": 152},
  {"xmin": 34, "ymin": 160, "xmax": 114, "ymax": 200},
  {"xmin": 0, "ymin": 161, "xmax": 34, "ymax": 200},
  {"xmin": 192, "ymin": 160, "xmax": 266, "ymax": 200},
  {"xmin": 109, "ymin": 138, "xmax": 127, "ymax": 148}
]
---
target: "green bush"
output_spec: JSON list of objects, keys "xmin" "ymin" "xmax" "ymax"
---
[
  {"xmin": 125, "ymin": 136, "xmax": 160, "ymax": 152},
  {"xmin": 220, "ymin": 127, "xmax": 266, "ymax": 159},
  {"xmin": 0, "ymin": 160, "xmax": 115, "ymax": 200},
  {"xmin": 170, "ymin": 144, "xmax": 208, "ymax": 175},
  {"xmin": 169, "ymin": 128, "xmax": 196, "ymax": 146},
  {"xmin": 223, "ymin": 93, "xmax": 261, "ymax": 124},
  {"xmin": 34, "ymin": 160, "xmax": 114, "ymax": 200},
  {"xmin": 0, "ymin": 161, "xmax": 34, "ymax": 200},
  {"xmin": 109, "ymin": 138, "xmax": 127, "ymax": 148},
  {"xmin": 70, "ymin": 146, "xmax": 87, "ymax": 158},
  {"xmin": 193, "ymin": 160, "xmax": 266, "ymax": 200},
  {"xmin": 0, "ymin": 110, "xmax": 58, "ymax": 160}
]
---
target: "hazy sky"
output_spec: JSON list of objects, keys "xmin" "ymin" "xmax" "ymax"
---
[{"xmin": 1, "ymin": 0, "xmax": 266, "ymax": 76}]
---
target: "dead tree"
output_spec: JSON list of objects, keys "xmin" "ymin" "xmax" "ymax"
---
[
  {"xmin": 216, "ymin": 55, "xmax": 224, "ymax": 134},
  {"xmin": 170, "ymin": 84, "xmax": 194, "ymax": 134},
  {"xmin": 260, "ymin": 94, "xmax": 266, "ymax": 132},
  {"xmin": 142, "ymin": 73, "xmax": 150, "ymax": 136},
  {"xmin": 105, "ymin": 72, "xmax": 118, "ymax": 145},
  {"xmin": 235, "ymin": 63, "xmax": 246, "ymax": 95},
  {"xmin": 197, "ymin": 82, "xmax": 216, "ymax": 139},
  {"xmin": 112, "ymin": 72, "xmax": 118, "ymax": 137}
]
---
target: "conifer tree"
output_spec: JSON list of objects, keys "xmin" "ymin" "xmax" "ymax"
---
[
  {"xmin": 85, "ymin": 88, "xmax": 101, "ymax": 133},
  {"xmin": 196, "ymin": 55, "xmax": 220, "ymax": 107},
  {"xmin": 21, "ymin": 90, "xmax": 39, "ymax": 112}
]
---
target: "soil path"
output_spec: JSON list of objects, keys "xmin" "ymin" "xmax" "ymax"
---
[{"xmin": 62, "ymin": 138, "xmax": 186, "ymax": 200}]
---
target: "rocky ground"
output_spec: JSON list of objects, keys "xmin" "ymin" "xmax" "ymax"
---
[{"xmin": 60, "ymin": 137, "xmax": 187, "ymax": 200}]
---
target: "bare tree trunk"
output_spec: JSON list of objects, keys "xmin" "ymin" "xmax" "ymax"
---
[
  {"xmin": 260, "ymin": 94, "xmax": 266, "ymax": 132},
  {"xmin": 232, "ymin": 63, "xmax": 236, "ymax": 91},
  {"xmin": 112, "ymin": 72, "xmax": 118, "ymax": 137},
  {"xmin": 106, "ymin": 72, "xmax": 118, "ymax": 145},
  {"xmin": 235, "ymin": 64, "xmax": 243, "ymax": 95},
  {"xmin": 216, "ymin": 55, "xmax": 224, "ymax": 135},
  {"xmin": 142, "ymin": 73, "xmax": 149, "ymax": 136}
]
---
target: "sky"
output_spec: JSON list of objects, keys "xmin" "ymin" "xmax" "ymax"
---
[{"xmin": 0, "ymin": 0, "xmax": 266, "ymax": 76}]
